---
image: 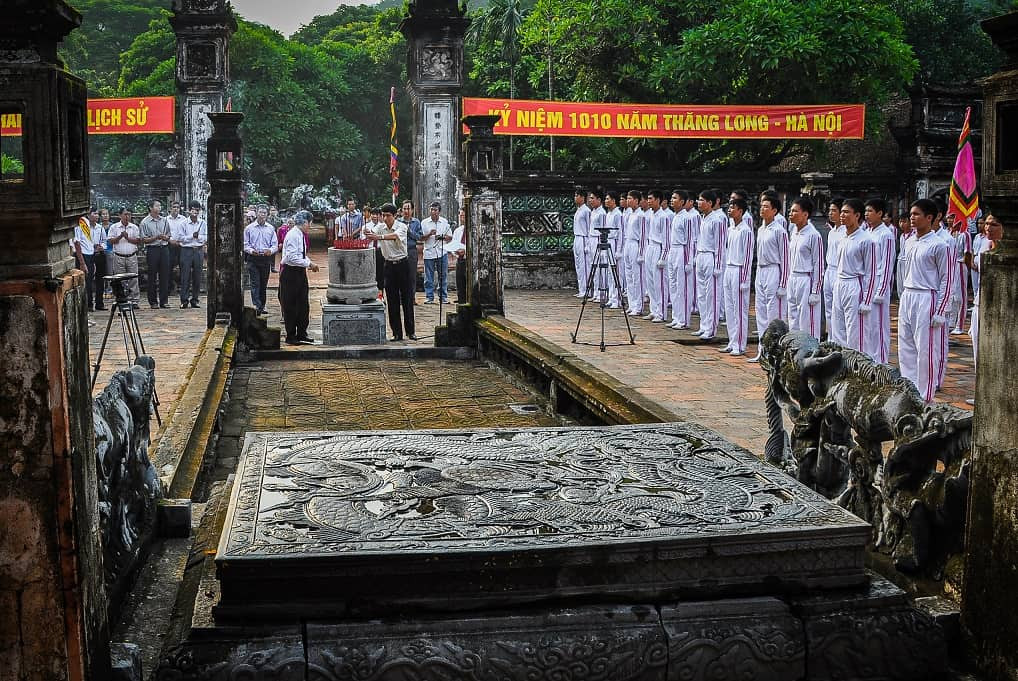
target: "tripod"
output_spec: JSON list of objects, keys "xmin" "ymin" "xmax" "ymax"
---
[
  {"xmin": 571, "ymin": 228, "xmax": 635, "ymax": 352},
  {"xmin": 91, "ymin": 275, "xmax": 161, "ymax": 426}
]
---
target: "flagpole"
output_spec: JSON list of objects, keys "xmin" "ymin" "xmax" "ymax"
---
[{"xmin": 389, "ymin": 87, "xmax": 399, "ymax": 205}]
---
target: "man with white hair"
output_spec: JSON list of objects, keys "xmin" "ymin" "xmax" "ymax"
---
[{"xmin": 279, "ymin": 212, "xmax": 319, "ymax": 345}]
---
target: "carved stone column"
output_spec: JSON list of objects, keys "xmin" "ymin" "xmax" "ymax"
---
[
  {"xmin": 170, "ymin": 0, "xmax": 236, "ymax": 208},
  {"xmin": 462, "ymin": 115, "xmax": 504, "ymax": 315},
  {"xmin": 962, "ymin": 11, "xmax": 1018, "ymax": 681},
  {"xmin": 399, "ymin": 0, "xmax": 469, "ymax": 214},
  {"xmin": 205, "ymin": 112, "xmax": 245, "ymax": 329},
  {"xmin": 0, "ymin": 2, "xmax": 109, "ymax": 678}
]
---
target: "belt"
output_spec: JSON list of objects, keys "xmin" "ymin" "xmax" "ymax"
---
[
  {"xmin": 792, "ymin": 270, "xmax": 812, "ymax": 274},
  {"xmin": 385, "ymin": 257, "xmax": 408, "ymax": 265},
  {"xmin": 758, "ymin": 263, "xmax": 777, "ymax": 268},
  {"xmin": 696, "ymin": 250, "xmax": 715, "ymax": 255},
  {"xmin": 114, "ymin": 251, "xmax": 137, "ymax": 257}
]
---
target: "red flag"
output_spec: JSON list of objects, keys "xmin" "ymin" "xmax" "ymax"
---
[{"xmin": 947, "ymin": 107, "xmax": 979, "ymax": 226}]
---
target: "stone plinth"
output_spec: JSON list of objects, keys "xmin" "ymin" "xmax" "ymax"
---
[
  {"xmin": 215, "ymin": 424, "xmax": 871, "ymax": 619},
  {"xmin": 321, "ymin": 301, "xmax": 385, "ymax": 346},
  {"xmin": 325, "ymin": 247, "xmax": 376, "ymax": 305}
]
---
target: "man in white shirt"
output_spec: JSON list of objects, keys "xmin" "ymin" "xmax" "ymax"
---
[
  {"xmin": 336, "ymin": 198, "xmax": 364, "ymax": 240},
  {"xmin": 721, "ymin": 198, "xmax": 753, "ymax": 356},
  {"xmin": 823, "ymin": 198, "xmax": 846, "ymax": 343},
  {"xmin": 366, "ymin": 203, "xmax": 416, "ymax": 341},
  {"xmin": 863, "ymin": 198, "xmax": 896, "ymax": 363},
  {"xmin": 898, "ymin": 199, "xmax": 950, "ymax": 402},
  {"xmin": 73, "ymin": 211, "xmax": 97, "ymax": 313},
  {"xmin": 421, "ymin": 201, "xmax": 453, "ymax": 304},
  {"xmin": 969, "ymin": 213, "xmax": 1002, "ymax": 367},
  {"xmin": 172, "ymin": 200, "xmax": 207, "ymax": 309},
  {"xmin": 643, "ymin": 189, "xmax": 669, "ymax": 322},
  {"xmin": 166, "ymin": 200, "xmax": 188, "ymax": 300},
  {"xmin": 832, "ymin": 199, "xmax": 877, "ymax": 353},
  {"xmin": 667, "ymin": 190, "xmax": 695, "ymax": 329},
  {"xmin": 243, "ymin": 207, "xmax": 279, "ymax": 316},
  {"xmin": 572, "ymin": 188, "xmax": 592, "ymax": 298},
  {"xmin": 278, "ymin": 212, "xmax": 319, "ymax": 345},
  {"xmin": 788, "ymin": 196, "xmax": 826, "ymax": 342},
  {"xmin": 623, "ymin": 191, "xmax": 647, "ymax": 316},
  {"xmin": 603, "ymin": 191, "xmax": 624, "ymax": 309},
  {"xmin": 139, "ymin": 199, "xmax": 172, "ymax": 309},
  {"xmin": 751, "ymin": 196, "xmax": 791, "ymax": 361},
  {"xmin": 107, "ymin": 207, "xmax": 142, "ymax": 307},
  {"xmin": 932, "ymin": 200, "xmax": 958, "ymax": 389},
  {"xmin": 949, "ymin": 216, "xmax": 972, "ymax": 335},
  {"xmin": 693, "ymin": 189, "xmax": 725, "ymax": 340}
]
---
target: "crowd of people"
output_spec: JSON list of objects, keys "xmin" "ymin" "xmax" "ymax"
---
[{"xmin": 571, "ymin": 186, "xmax": 1003, "ymax": 403}]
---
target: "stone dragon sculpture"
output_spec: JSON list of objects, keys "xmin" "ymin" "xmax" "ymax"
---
[{"xmin": 760, "ymin": 320, "xmax": 970, "ymax": 577}]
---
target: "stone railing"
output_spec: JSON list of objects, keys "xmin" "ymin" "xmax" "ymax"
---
[
  {"xmin": 93, "ymin": 355, "xmax": 162, "ymax": 619},
  {"xmin": 759, "ymin": 320, "xmax": 971, "ymax": 592}
]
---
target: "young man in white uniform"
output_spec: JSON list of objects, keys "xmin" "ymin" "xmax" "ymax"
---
[
  {"xmin": 721, "ymin": 198, "xmax": 754, "ymax": 356},
  {"xmin": 667, "ymin": 190, "xmax": 696, "ymax": 330},
  {"xmin": 969, "ymin": 213, "xmax": 1002, "ymax": 367},
  {"xmin": 643, "ymin": 189, "xmax": 669, "ymax": 322},
  {"xmin": 623, "ymin": 191, "xmax": 647, "ymax": 316},
  {"xmin": 933, "ymin": 202, "xmax": 957, "ymax": 389},
  {"xmin": 832, "ymin": 198, "xmax": 877, "ymax": 353},
  {"xmin": 572, "ymin": 188, "xmax": 592, "ymax": 298},
  {"xmin": 587, "ymin": 189, "xmax": 609, "ymax": 304},
  {"xmin": 823, "ymin": 198, "xmax": 846, "ymax": 343},
  {"xmin": 897, "ymin": 199, "xmax": 950, "ymax": 403},
  {"xmin": 788, "ymin": 196, "xmax": 826, "ymax": 341},
  {"xmin": 864, "ymin": 198, "xmax": 896, "ymax": 363},
  {"xmin": 606, "ymin": 190, "xmax": 626, "ymax": 307},
  {"xmin": 949, "ymin": 217, "xmax": 972, "ymax": 335},
  {"xmin": 750, "ymin": 195, "xmax": 790, "ymax": 362},
  {"xmin": 693, "ymin": 190, "xmax": 725, "ymax": 340}
]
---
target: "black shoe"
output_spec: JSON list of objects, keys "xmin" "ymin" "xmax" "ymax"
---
[
  {"xmin": 150, "ymin": 304, "xmax": 159, "ymax": 309},
  {"xmin": 285, "ymin": 337, "xmax": 300, "ymax": 346},
  {"xmin": 390, "ymin": 336, "xmax": 403, "ymax": 342},
  {"xmin": 190, "ymin": 300, "xmax": 200, "ymax": 308},
  {"xmin": 160, "ymin": 304, "xmax": 170, "ymax": 309},
  {"xmin": 408, "ymin": 334, "xmax": 419, "ymax": 341},
  {"xmin": 180, "ymin": 302, "xmax": 189, "ymax": 309},
  {"xmin": 257, "ymin": 309, "xmax": 267, "ymax": 316},
  {"xmin": 94, "ymin": 305, "xmax": 106, "ymax": 311},
  {"xmin": 298, "ymin": 338, "xmax": 315, "ymax": 345}
]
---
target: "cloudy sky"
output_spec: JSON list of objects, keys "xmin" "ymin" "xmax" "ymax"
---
[{"xmin": 228, "ymin": 0, "xmax": 353, "ymax": 36}]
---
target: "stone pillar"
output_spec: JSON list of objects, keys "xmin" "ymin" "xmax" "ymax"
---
[
  {"xmin": 0, "ymin": 2, "xmax": 110, "ymax": 679},
  {"xmin": 170, "ymin": 0, "xmax": 236, "ymax": 208},
  {"xmin": 962, "ymin": 11, "xmax": 1018, "ymax": 681},
  {"xmin": 399, "ymin": 0, "xmax": 469, "ymax": 213},
  {"xmin": 205, "ymin": 112, "xmax": 245, "ymax": 329},
  {"xmin": 800, "ymin": 172, "xmax": 833, "ymax": 219},
  {"xmin": 462, "ymin": 115, "xmax": 505, "ymax": 315}
]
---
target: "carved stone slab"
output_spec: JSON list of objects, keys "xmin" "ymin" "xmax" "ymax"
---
[
  {"xmin": 215, "ymin": 424, "xmax": 870, "ymax": 619},
  {"xmin": 321, "ymin": 302, "xmax": 386, "ymax": 346}
]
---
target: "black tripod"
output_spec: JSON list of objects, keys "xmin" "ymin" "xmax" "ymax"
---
[
  {"xmin": 571, "ymin": 228, "xmax": 635, "ymax": 352},
  {"xmin": 91, "ymin": 274, "xmax": 161, "ymax": 426}
]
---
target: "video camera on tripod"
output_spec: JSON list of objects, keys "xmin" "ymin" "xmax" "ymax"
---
[
  {"xmin": 571, "ymin": 224, "xmax": 634, "ymax": 351},
  {"xmin": 103, "ymin": 272, "xmax": 139, "ymax": 305}
]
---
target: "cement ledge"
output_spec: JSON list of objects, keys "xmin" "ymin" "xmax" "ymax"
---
[
  {"xmin": 476, "ymin": 316, "xmax": 681, "ymax": 425},
  {"xmin": 151, "ymin": 324, "xmax": 237, "ymax": 499}
]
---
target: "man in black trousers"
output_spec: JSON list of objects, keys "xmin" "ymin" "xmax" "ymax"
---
[
  {"xmin": 366, "ymin": 203, "xmax": 416, "ymax": 341},
  {"xmin": 279, "ymin": 212, "xmax": 319, "ymax": 345}
]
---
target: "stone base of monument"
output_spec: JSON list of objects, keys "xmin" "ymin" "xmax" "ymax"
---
[
  {"xmin": 321, "ymin": 300, "xmax": 386, "ymax": 345},
  {"xmin": 156, "ymin": 424, "xmax": 946, "ymax": 680}
]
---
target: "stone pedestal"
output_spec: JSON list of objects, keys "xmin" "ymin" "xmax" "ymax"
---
[
  {"xmin": 321, "ymin": 301, "xmax": 386, "ymax": 345},
  {"xmin": 205, "ymin": 112, "xmax": 244, "ymax": 330},
  {"xmin": 325, "ymin": 247, "xmax": 376, "ymax": 304}
]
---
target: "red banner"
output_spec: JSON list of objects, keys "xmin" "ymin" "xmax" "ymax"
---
[
  {"xmin": 1, "ymin": 97, "xmax": 175, "ymax": 137},
  {"xmin": 462, "ymin": 98, "xmax": 865, "ymax": 140}
]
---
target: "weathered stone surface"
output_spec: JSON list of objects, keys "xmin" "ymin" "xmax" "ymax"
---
[
  {"xmin": 321, "ymin": 302, "xmax": 386, "ymax": 346},
  {"xmin": 214, "ymin": 424, "xmax": 870, "ymax": 619},
  {"xmin": 158, "ymin": 498, "xmax": 193, "ymax": 538},
  {"xmin": 306, "ymin": 606, "xmax": 668, "ymax": 680},
  {"xmin": 155, "ymin": 634, "xmax": 306, "ymax": 681},
  {"xmin": 326, "ymin": 247, "xmax": 377, "ymax": 305}
]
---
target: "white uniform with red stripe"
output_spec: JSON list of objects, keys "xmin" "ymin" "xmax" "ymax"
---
[
  {"xmin": 823, "ymin": 224, "xmax": 846, "ymax": 344},
  {"xmin": 695, "ymin": 209, "xmax": 726, "ymax": 336},
  {"xmin": 645, "ymin": 207, "xmax": 670, "ymax": 320},
  {"xmin": 897, "ymin": 231, "xmax": 950, "ymax": 402},
  {"xmin": 788, "ymin": 223, "xmax": 825, "ymax": 339},
  {"xmin": 605, "ymin": 207, "xmax": 624, "ymax": 307},
  {"xmin": 970, "ymin": 237, "xmax": 993, "ymax": 363},
  {"xmin": 832, "ymin": 227, "xmax": 877, "ymax": 352},
  {"xmin": 866, "ymin": 223, "xmax": 897, "ymax": 363},
  {"xmin": 952, "ymin": 229, "xmax": 972, "ymax": 331},
  {"xmin": 934, "ymin": 226, "xmax": 958, "ymax": 387},
  {"xmin": 667, "ymin": 208, "xmax": 697, "ymax": 327},
  {"xmin": 623, "ymin": 208, "xmax": 647, "ymax": 314},
  {"xmin": 896, "ymin": 230, "xmax": 915, "ymax": 297},
  {"xmin": 754, "ymin": 219, "xmax": 789, "ymax": 339},
  {"xmin": 723, "ymin": 219, "xmax": 754, "ymax": 353},
  {"xmin": 572, "ymin": 203, "xmax": 592, "ymax": 296},
  {"xmin": 588, "ymin": 205, "xmax": 608, "ymax": 300}
]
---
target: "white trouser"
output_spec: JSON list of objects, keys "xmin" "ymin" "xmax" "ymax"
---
[
  {"xmin": 954, "ymin": 263, "xmax": 968, "ymax": 330},
  {"xmin": 833, "ymin": 278, "xmax": 867, "ymax": 352},
  {"xmin": 971, "ymin": 298, "xmax": 980, "ymax": 365},
  {"xmin": 824, "ymin": 266, "xmax": 841, "ymax": 343},
  {"xmin": 573, "ymin": 235, "xmax": 591, "ymax": 295},
  {"xmin": 624, "ymin": 240, "xmax": 644, "ymax": 313},
  {"xmin": 667, "ymin": 244, "xmax": 694, "ymax": 326},
  {"xmin": 723, "ymin": 266, "xmax": 749, "ymax": 352},
  {"xmin": 788, "ymin": 272, "xmax": 821, "ymax": 339},
  {"xmin": 970, "ymin": 269, "xmax": 980, "ymax": 311},
  {"xmin": 612, "ymin": 238, "xmax": 626, "ymax": 303},
  {"xmin": 695, "ymin": 252, "xmax": 721, "ymax": 335},
  {"xmin": 592, "ymin": 243, "xmax": 619, "ymax": 306},
  {"xmin": 867, "ymin": 297, "xmax": 891, "ymax": 364},
  {"xmin": 644, "ymin": 242, "xmax": 666, "ymax": 319},
  {"xmin": 898, "ymin": 288, "xmax": 942, "ymax": 402},
  {"xmin": 754, "ymin": 265, "xmax": 784, "ymax": 339}
]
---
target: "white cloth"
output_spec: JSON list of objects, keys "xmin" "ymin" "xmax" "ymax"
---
[
  {"xmin": 604, "ymin": 207, "xmax": 624, "ymax": 306},
  {"xmin": 644, "ymin": 208, "xmax": 671, "ymax": 318},
  {"xmin": 421, "ymin": 216, "xmax": 452, "ymax": 259},
  {"xmin": 366, "ymin": 220, "xmax": 408, "ymax": 262},
  {"xmin": 108, "ymin": 221, "xmax": 140, "ymax": 256},
  {"xmin": 824, "ymin": 224, "xmax": 845, "ymax": 342},
  {"xmin": 898, "ymin": 230, "xmax": 950, "ymax": 398},
  {"xmin": 866, "ymin": 224, "xmax": 896, "ymax": 363},
  {"xmin": 722, "ymin": 222, "xmax": 753, "ymax": 352},
  {"xmin": 788, "ymin": 224, "xmax": 825, "ymax": 339},
  {"xmin": 73, "ymin": 219, "xmax": 95, "ymax": 256},
  {"xmin": 755, "ymin": 220, "xmax": 789, "ymax": 338},
  {"xmin": 694, "ymin": 209, "xmax": 726, "ymax": 335},
  {"xmin": 623, "ymin": 208, "xmax": 647, "ymax": 313},
  {"xmin": 896, "ymin": 231, "xmax": 915, "ymax": 297},
  {"xmin": 833, "ymin": 228, "xmax": 876, "ymax": 352},
  {"xmin": 573, "ymin": 203, "xmax": 592, "ymax": 295},
  {"xmin": 667, "ymin": 209, "xmax": 696, "ymax": 326}
]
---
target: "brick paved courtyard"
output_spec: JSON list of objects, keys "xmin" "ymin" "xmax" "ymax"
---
[{"xmin": 88, "ymin": 242, "xmax": 976, "ymax": 455}]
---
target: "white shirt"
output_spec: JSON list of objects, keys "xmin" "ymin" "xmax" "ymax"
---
[
  {"xmin": 167, "ymin": 214, "xmax": 189, "ymax": 245},
  {"xmin": 451, "ymin": 225, "xmax": 466, "ymax": 254},
  {"xmin": 243, "ymin": 222, "xmax": 278, "ymax": 256},
  {"xmin": 606, "ymin": 207, "xmax": 623, "ymax": 249},
  {"xmin": 867, "ymin": 223, "xmax": 896, "ymax": 302},
  {"xmin": 174, "ymin": 217, "xmax": 207, "ymax": 249},
  {"xmin": 280, "ymin": 227, "xmax": 311, "ymax": 268},
  {"xmin": 954, "ymin": 230, "xmax": 972, "ymax": 264},
  {"xmin": 725, "ymin": 220, "xmax": 753, "ymax": 269},
  {"xmin": 589, "ymin": 205, "xmax": 607, "ymax": 242},
  {"xmin": 573, "ymin": 203, "xmax": 591, "ymax": 237},
  {"xmin": 421, "ymin": 216, "xmax": 452, "ymax": 259},
  {"xmin": 789, "ymin": 223, "xmax": 825, "ymax": 295},
  {"xmin": 698, "ymin": 209, "xmax": 727, "ymax": 270},
  {"xmin": 108, "ymin": 221, "xmax": 140, "ymax": 256},
  {"xmin": 757, "ymin": 220, "xmax": 790, "ymax": 288},
  {"xmin": 367, "ymin": 220, "xmax": 408, "ymax": 262},
  {"xmin": 624, "ymin": 208, "xmax": 646, "ymax": 244},
  {"xmin": 901, "ymin": 231, "xmax": 950, "ymax": 314},
  {"xmin": 837, "ymin": 228, "xmax": 877, "ymax": 306},
  {"xmin": 826, "ymin": 224, "xmax": 845, "ymax": 269},
  {"xmin": 935, "ymin": 226, "xmax": 958, "ymax": 300},
  {"xmin": 74, "ymin": 219, "xmax": 95, "ymax": 256},
  {"xmin": 647, "ymin": 207, "xmax": 668, "ymax": 246}
]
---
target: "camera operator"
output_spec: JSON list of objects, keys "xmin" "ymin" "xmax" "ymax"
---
[{"xmin": 107, "ymin": 207, "xmax": 141, "ymax": 308}]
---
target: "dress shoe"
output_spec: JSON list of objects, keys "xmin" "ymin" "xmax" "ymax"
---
[
  {"xmin": 257, "ymin": 309, "xmax": 267, "ymax": 316},
  {"xmin": 298, "ymin": 338, "xmax": 315, "ymax": 345},
  {"xmin": 160, "ymin": 304, "xmax": 170, "ymax": 309},
  {"xmin": 408, "ymin": 334, "xmax": 419, "ymax": 341},
  {"xmin": 94, "ymin": 305, "xmax": 106, "ymax": 311},
  {"xmin": 729, "ymin": 349, "xmax": 745, "ymax": 357},
  {"xmin": 718, "ymin": 345, "xmax": 733, "ymax": 353},
  {"xmin": 180, "ymin": 302, "xmax": 189, "ymax": 309},
  {"xmin": 390, "ymin": 336, "xmax": 403, "ymax": 342},
  {"xmin": 642, "ymin": 313, "xmax": 655, "ymax": 320},
  {"xmin": 150, "ymin": 304, "xmax": 159, "ymax": 309},
  {"xmin": 285, "ymin": 338, "xmax": 300, "ymax": 346},
  {"xmin": 190, "ymin": 300, "xmax": 200, "ymax": 308},
  {"xmin": 747, "ymin": 353, "xmax": 762, "ymax": 363},
  {"xmin": 651, "ymin": 316, "xmax": 664, "ymax": 323},
  {"xmin": 699, "ymin": 334, "xmax": 715, "ymax": 341}
]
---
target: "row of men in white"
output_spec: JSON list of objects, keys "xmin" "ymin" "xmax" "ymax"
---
[{"xmin": 570, "ymin": 188, "xmax": 985, "ymax": 403}]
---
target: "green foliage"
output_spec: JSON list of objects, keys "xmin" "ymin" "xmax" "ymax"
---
[{"xmin": 1, "ymin": 153, "xmax": 25, "ymax": 176}]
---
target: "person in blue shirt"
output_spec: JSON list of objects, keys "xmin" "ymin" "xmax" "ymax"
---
[{"xmin": 400, "ymin": 200, "xmax": 424, "ymax": 304}]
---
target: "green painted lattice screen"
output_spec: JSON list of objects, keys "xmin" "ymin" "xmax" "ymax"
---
[{"xmin": 501, "ymin": 193, "xmax": 575, "ymax": 254}]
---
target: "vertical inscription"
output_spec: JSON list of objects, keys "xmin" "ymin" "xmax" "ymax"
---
[{"xmin": 422, "ymin": 102, "xmax": 452, "ymax": 210}]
